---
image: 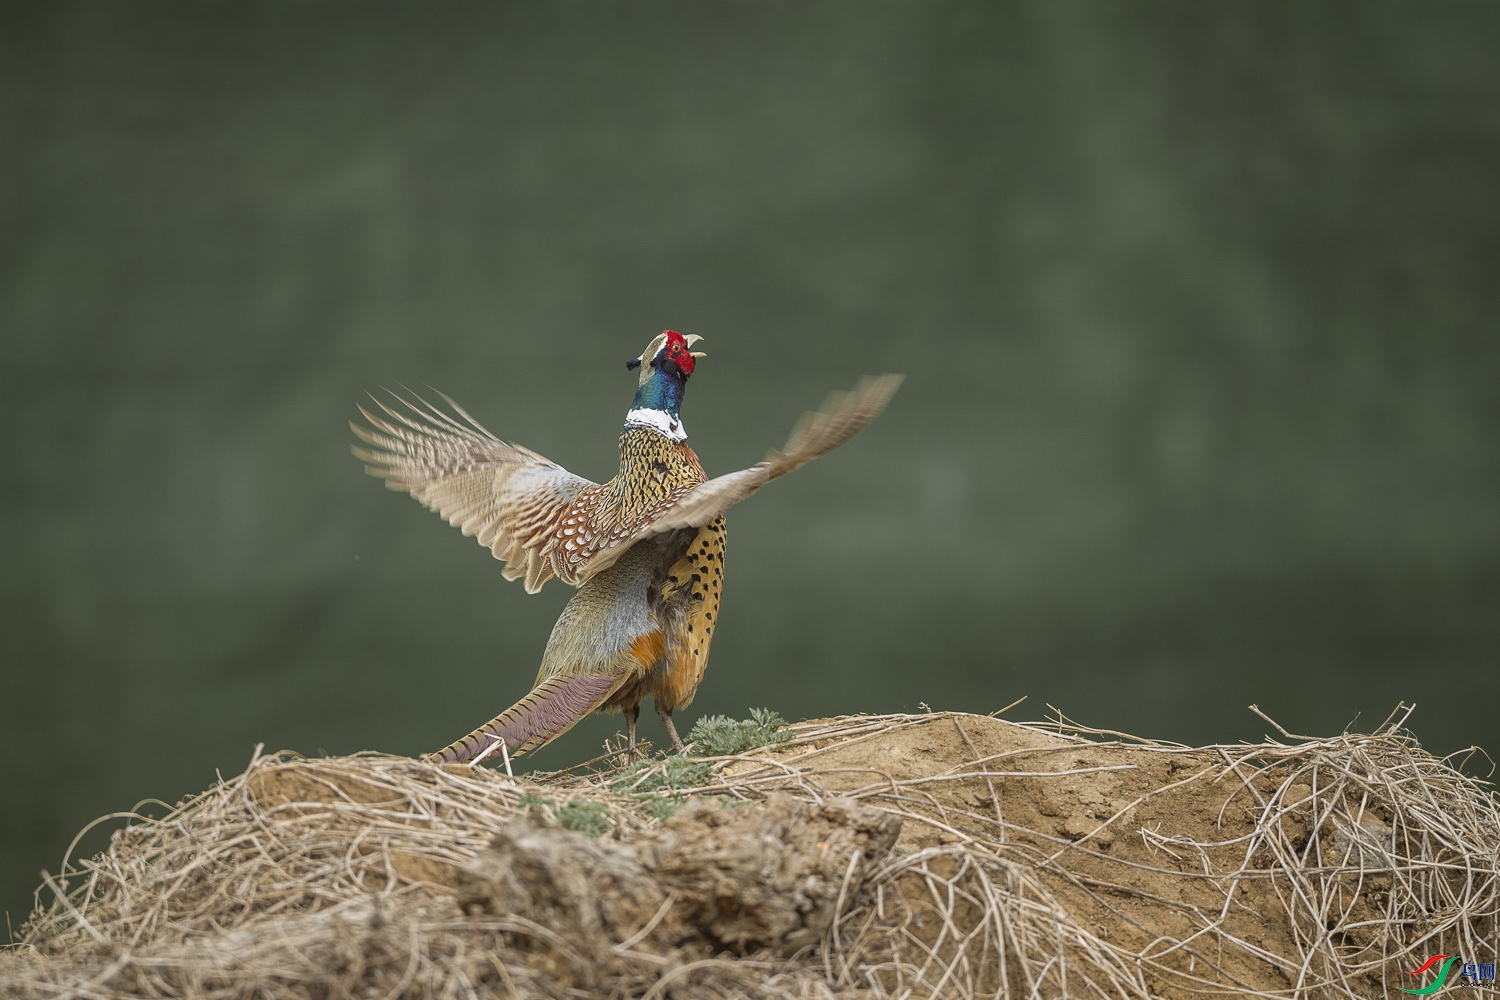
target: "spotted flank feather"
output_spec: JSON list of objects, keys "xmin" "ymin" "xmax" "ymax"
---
[{"xmin": 657, "ymin": 516, "xmax": 726, "ymax": 711}]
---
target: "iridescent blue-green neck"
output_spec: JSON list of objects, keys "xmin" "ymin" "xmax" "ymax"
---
[
  {"xmin": 624, "ymin": 361, "xmax": 689, "ymax": 440},
  {"xmin": 630, "ymin": 362, "xmax": 686, "ymax": 418}
]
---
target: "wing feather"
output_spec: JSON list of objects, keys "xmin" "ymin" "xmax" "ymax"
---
[
  {"xmin": 352, "ymin": 390, "xmax": 597, "ymax": 593},
  {"xmin": 573, "ymin": 373, "xmax": 902, "ymax": 583}
]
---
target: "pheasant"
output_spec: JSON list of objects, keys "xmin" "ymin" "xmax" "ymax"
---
[{"xmin": 352, "ymin": 331, "xmax": 901, "ymax": 764}]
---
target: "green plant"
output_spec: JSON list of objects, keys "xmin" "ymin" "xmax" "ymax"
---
[
  {"xmin": 687, "ymin": 708, "xmax": 793, "ymax": 757},
  {"xmin": 515, "ymin": 792, "xmax": 554, "ymax": 810},
  {"xmin": 611, "ymin": 755, "xmax": 715, "ymax": 794},
  {"xmin": 641, "ymin": 796, "xmax": 685, "ymax": 822},
  {"xmin": 555, "ymin": 800, "xmax": 610, "ymax": 837}
]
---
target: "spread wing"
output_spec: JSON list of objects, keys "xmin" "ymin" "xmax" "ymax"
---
[
  {"xmin": 573, "ymin": 373, "xmax": 903, "ymax": 583},
  {"xmin": 351, "ymin": 390, "xmax": 596, "ymax": 593}
]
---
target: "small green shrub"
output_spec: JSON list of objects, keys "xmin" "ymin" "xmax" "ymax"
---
[
  {"xmin": 641, "ymin": 796, "xmax": 685, "ymax": 822},
  {"xmin": 610, "ymin": 756, "xmax": 715, "ymax": 794},
  {"xmin": 556, "ymin": 800, "xmax": 610, "ymax": 837},
  {"xmin": 515, "ymin": 792, "xmax": 554, "ymax": 810},
  {"xmin": 687, "ymin": 708, "xmax": 793, "ymax": 757}
]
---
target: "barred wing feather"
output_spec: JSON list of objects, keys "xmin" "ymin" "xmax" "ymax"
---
[{"xmin": 351, "ymin": 390, "xmax": 596, "ymax": 593}]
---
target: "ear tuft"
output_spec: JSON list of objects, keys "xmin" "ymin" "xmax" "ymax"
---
[{"xmin": 625, "ymin": 358, "xmax": 642, "ymax": 371}]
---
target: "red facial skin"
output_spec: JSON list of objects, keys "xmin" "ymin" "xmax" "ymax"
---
[{"xmin": 660, "ymin": 330, "xmax": 696, "ymax": 377}]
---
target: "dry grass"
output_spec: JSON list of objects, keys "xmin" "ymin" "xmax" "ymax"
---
[{"xmin": 4, "ymin": 705, "xmax": 1498, "ymax": 999}]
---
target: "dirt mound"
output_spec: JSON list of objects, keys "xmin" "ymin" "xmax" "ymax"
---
[
  {"xmin": 459, "ymin": 795, "xmax": 899, "ymax": 965},
  {"xmin": 4, "ymin": 708, "xmax": 1498, "ymax": 998}
]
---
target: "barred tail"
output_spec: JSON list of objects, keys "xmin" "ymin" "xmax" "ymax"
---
[{"xmin": 425, "ymin": 671, "xmax": 629, "ymax": 765}]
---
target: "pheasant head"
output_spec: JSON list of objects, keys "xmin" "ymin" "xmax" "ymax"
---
[{"xmin": 624, "ymin": 330, "xmax": 705, "ymax": 440}]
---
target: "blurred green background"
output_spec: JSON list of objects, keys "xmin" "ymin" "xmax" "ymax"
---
[{"xmin": 3, "ymin": 2, "xmax": 1498, "ymax": 929}]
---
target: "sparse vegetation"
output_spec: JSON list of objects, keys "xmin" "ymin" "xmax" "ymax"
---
[
  {"xmin": 554, "ymin": 799, "xmax": 609, "ymax": 837},
  {"xmin": 686, "ymin": 707, "xmax": 793, "ymax": 756},
  {"xmin": 609, "ymin": 754, "xmax": 715, "ymax": 794},
  {"xmin": 604, "ymin": 709, "xmax": 791, "ymax": 819},
  {"xmin": 610, "ymin": 755, "xmax": 714, "ymax": 822},
  {"xmin": 640, "ymin": 795, "xmax": 684, "ymax": 822},
  {"xmin": 515, "ymin": 792, "xmax": 553, "ymax": 810}
]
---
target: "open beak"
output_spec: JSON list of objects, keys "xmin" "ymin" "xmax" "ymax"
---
[{"xmin": 683, "ymin": 333, "xmax": 707, "ymax": 358}]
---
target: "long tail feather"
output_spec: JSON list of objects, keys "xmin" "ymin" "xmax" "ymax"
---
[{"xmin": 425, "ymin": 671, "xmax": 628, "ymax": 764}]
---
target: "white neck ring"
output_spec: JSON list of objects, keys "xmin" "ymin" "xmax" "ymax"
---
[{"xmin": 625, "ymin": 407, "xmax": 687, "ymax": 441}]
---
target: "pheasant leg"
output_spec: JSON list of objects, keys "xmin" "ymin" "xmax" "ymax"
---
[
  {"xmin": 623, "ymin": 704, "xmax": 641, "ymax": 760},
  {"xmin": 656, "ymin": 702, "xmax": 686, "ymax": 754}
]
